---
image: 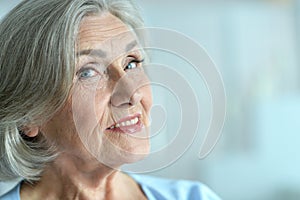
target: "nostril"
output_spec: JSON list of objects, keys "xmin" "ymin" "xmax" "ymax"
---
[
  {"xmin": 110, "ymin": 73, "xmax": 143, "ymax": 107},
  {"xmin": 130, "ymin": 92, "xmax": 142, "ymax": 105},
  {"xmin": 110, "ymin": 91, "xmax": 130, "ymax": 107},
  {"xmin": 110, "ymin": 91, "xmax": 142, "ymax": 108}
]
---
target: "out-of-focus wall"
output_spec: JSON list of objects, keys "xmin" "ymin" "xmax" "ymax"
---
[
  {"xmin": 138, "ymin": 1, "xmax": 300, "ymax": 200},
  {"xmin": 0, "ymin": 0, "xmax": 20, "ymax": 19}
]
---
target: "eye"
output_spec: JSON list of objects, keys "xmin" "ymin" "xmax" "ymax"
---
[
  {"xmin": 126, "ymin": 61, "xmax": 137, "ymax": 70},
  {"xmin": 124, "ymin": 59, "xmax": 144, "ymax": 71},
  {"xmin": 77, "ymin": 68, "xmax": 98, "ymax": 79}
]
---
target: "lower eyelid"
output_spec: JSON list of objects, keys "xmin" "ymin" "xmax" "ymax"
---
[{"xmin": 77, "ymin": 69, "xmax": 97, "ymax": 79}]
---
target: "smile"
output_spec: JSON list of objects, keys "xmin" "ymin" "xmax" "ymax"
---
[{"xmin": 106, "ymin": 113, "xmax": 143, "ymax": 134}]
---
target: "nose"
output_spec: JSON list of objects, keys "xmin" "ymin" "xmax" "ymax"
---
[
  {"xmin": 109, "ymin": 60, "xmax": 143, "ymax": 108},
  {"xmin": 110, "ymin": 75, "xmax": 143, "ymax": 108}
]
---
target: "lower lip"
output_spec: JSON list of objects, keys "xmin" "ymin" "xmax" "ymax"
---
[{"xmin": 106, "ymin": 119, "xmax": 143, "ymax": 134}]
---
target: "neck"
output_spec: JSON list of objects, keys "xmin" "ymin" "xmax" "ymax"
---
[{"xmin": 21, "ymin": 153, "xmax": 120, "ymax": 200}]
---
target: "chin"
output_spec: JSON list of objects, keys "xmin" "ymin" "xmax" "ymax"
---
[
  {"xmin": 97, "ymin": 147, "xmax": 150, "ymax": 169},
  {"xmin": 110, "ymin": 137, "xmax": 150, "ymax": 166},
  {"xmin": 120, "ymin": 143, "xmax": 150, "ymax": 164},
  {"xmin": 93, "ymin": 129, "xmax": 150, "ymax": 168}
]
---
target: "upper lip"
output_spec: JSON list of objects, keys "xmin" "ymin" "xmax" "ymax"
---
[{"xmin": 106, "ymin": 113, "xmax": 141, "ymax": 129}]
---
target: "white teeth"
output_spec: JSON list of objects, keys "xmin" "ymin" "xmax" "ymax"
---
[{"xmin": 109, "ymin": 117, "xmax": 139, "ymax": 129}]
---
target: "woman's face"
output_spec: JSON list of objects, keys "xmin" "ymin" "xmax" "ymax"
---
[{"xmin": 41, "ymin": 13, "xmax": 152, "ymax": 168}]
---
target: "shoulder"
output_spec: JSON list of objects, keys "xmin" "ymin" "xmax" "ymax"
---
[
  {"xmin": 129, "ymin": 174, "xmax": 221, "ymax": 200},
  {"xmin": 0, "ymin": 180, "xmax": 21, "ymax": 200}
]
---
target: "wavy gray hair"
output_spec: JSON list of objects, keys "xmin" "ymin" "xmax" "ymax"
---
[{"xmin": 0, "ymin": 0, "xmax": 143, "ymax": 181}]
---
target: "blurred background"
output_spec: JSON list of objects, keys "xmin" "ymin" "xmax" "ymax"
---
[
  {"xmin": 1, "ymin": 0, "xmax": 300, "ymax": 199},
  {"xmin": 137, "ymin": 1, "xmax": 300, "ymax": 200}
]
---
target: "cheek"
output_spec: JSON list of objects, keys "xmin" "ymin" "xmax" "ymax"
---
[
  {"xmin": 41, "ymin": 104, "xmax": 76, "ymax": 144},
  {"xmin": 71, "ymin": 85, "xmax": 98, "ymax": 134},
  {"xmin": 94, "ymin": 89, "xmax": 111, "ymax": 122},
  {"xmin": 142, "ymin": 85, "xmax": 153, "ymax": 114},
  {"xmin": 72, "ymin": 84, "xmax": 111, "ymax": 133}
]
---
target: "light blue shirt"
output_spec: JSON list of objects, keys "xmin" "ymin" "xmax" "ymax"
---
[{"xmin": 0, "ymin": 175, "xmax": 221, "ymax": 200}]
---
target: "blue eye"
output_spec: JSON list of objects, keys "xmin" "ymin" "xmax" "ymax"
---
[
  {"xmin": 78, "ymin": 68, "xmax": 98, "ymax": 79},
  {"xmin": 125, "ymin": 59, "xmax": 144, "ymax": 71},
  {"xmin": 126, "ymin": 61, "xmax": 137, "ymax": 70}
]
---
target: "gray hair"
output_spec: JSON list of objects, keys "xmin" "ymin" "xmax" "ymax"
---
[{"xmin": 0, "ymin": 0, "xmax": 143, "ymax": 181}]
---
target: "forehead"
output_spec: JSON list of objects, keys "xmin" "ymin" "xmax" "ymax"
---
[{"xmin": 77, "ymin": 13, "xmax": 137, "ymax": 56}]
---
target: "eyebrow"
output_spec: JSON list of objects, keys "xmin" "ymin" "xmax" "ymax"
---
[
  {"xmin": 125, "ymin": 40, "xmax": 138, "ymax": 52},
  {"xmin": 77, "ymin": 49, "xmax": 107, "ymax": 57},
  {"xmin": 77, "ymin": 40, "xmax": 138, "ymax": 58}
]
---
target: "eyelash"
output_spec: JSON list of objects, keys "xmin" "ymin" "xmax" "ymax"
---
[
  {"xmin": 76, "ymin": 64, "xmax": 100, "ymax": 80},
  {"xmin": 124, "ymin": 58, "xmax": 144, "ymax": 71},
  {"xmin": 77, "ymin": 57, "xmax": 144, "ymax": 80},
  {"xmin": 77, "ymin": 68, "xmax": 98, "ymax": 79}
]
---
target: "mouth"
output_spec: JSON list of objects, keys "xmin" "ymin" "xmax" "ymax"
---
[{"xmin": 106, "ymin": 113, "xmax": 143, "ymax": 134}]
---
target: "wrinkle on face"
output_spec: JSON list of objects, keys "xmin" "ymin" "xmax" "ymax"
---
[
  {"xmin": 78, "ymin": 12, "xmax": 130, "ymax": 50},
  {"xmin": 42, "ymin": 12, "xmax": 152, "ymax": 168}
]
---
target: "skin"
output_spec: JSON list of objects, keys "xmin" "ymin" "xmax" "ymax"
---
[{"xmin": 20, "ymin": 12, "xmax": 152, "ymax": 200}]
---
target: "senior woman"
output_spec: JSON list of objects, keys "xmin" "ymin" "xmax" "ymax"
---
[{"xmin": 0, "ymin": 0, "xmax": 221, "ymax": 199}]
